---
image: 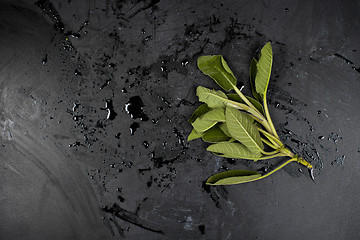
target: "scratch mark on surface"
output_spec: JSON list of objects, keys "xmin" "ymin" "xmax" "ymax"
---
[
  {"xmin": 103, "ymin": 203, "xmax": 165, "ymax": 235},
  {"xmin": 4, "ymin": 162, "xmax": 26, "ymax": 180}
]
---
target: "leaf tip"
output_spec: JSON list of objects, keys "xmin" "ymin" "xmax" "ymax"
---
[{"xmin": 205, "ymin": 180, "xmax": 214, "ymax": 185}]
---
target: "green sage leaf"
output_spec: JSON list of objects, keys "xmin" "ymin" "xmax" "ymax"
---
[
  {"xmin": 225, "ymin": 107, "xmax": 264, "ymax": 153},
  {"xmin": 207, "ymin": 142, "xmax": 261, "ymax": 159},
  {"xmin": 187, "ymin": 129, "xmax": 202, "ymax": 141},
  {"xmin": 227, "ymin": 93, "xmax": 264, "ymax": 115},
  {"xmin": 188, "ymin": 104, "xmax": 210, "ymax": 123},
  {"xmin": 213, "ymin": 152, "xmax": 240, "ymax": 158},
  {"xmin": 218, "ymin": 122, "xmax": 231, "ymax": 137},
  {"xmin": 206, "ymin": 169, "xmax": 262, "ymax": 185},
  {"xmin": 202, "ymin": 125, "xmax": 231, "ymax": 143},
  {"xmin": 249, "ymin": 58, "xmax": 262, "ymax": 101},
  {"xmin": 197, "ymin": 86, "xmax": 229, "ymax": 108},
  {"xmin": 197, "ymin": 55, "xmax": 237, "ymax": 92},
  {"xmin": 201, "ymin": 108, "xmax": 225, "ymax": 122},
  {"xmin": 255, "ymin": 42, "xmax": 273, "ymax": 98},
  {"xmin": 192, "ymin": 118, "xmax": 217, "ymax": 133},
  {"xmin": 221, "ymin": 57, "xmax": 237, "ymax": 80}
]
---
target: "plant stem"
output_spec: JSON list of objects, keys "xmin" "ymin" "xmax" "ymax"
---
[
  {"xmin": 260, "ymin": 149, "xmax": 281, "ymax": 156},
  {"xmin": 214, "ymin": 153, "xmax": 286, "ymax": 161},
  {"xmin": 278, "ymin": 147, "xmax": 313, "ymax": 169},
  {"xmin": 279, "ymin": 147, "xmax": 295, "ymax": 158},
  {"xmin": 234, "ymin": 158, "xmax": 298, "ymax": 184},
  {"xmin": 263, "ymin": 91, "xmax": 279, "ymax": 139},
  {"xmin": 232, "ymin": 84, "xmax": 259, "ymax": 112},
  {"xmin": 257, "ymin": 127, "xmax": 282, "ymax": 147},
  {"xmin": 227, "ymin": 100, "xmax": 273, "ymax": 134},
  {"xmin": 260, "ymin": 138, "xmax": 278, "ymax": 150},
  {"xmin": 257, "ymin": 157, "xmax": 298, "ymax": 179},
  {"xmin": 296, "ymin": 156, "xmax": 313, "ymax": 169},
  {"xmin": 252, "ymin": 153, "xmax": 287, "ymax": 160},
  {"xmin": 237, "ymin": 155, "xmax": 313, "ymax": 184}
]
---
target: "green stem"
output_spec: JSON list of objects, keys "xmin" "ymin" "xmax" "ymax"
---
[
  {"xmin": 252, "ymin": 153, "xmax": 287, "ymax": 161},
  {"xmin": 260, "ymin": 138, "xmax": 277, "ymax": 150},
  {"xmin": 296, "ymin": 156, "xmax": 313, "ymax": 169},
  {"xmin": 260, "ymin": 149, "xmax": 283, "ymax": 156},
  {"xmin": 227, "ymin": 100, "xmax": 273, "ymax": 134},
  {"xmin": 231, "ymin": 84, "xmax": 277, "ymax": 133},
  {"xmin": 234, "ymin": 157, "xmax": 298, "ymax": 184},
  {"xmin": 278, "ymin": 148, "xmax": 313, "ymax": 169},
  {"xmin": 231, "ymin": 83, "xmax": 279, "ymax": 140},
  {"xmin": 279, "ymin": 147, "xmax": 295, "ymax": 158},
  {"xmin": 237, "ymin": 155, "xmax": 313, "ymax": 184},
  {"xmin": 258, "ymin": 157, "xmax": 298, "ymax": 179},
  {"xmin": 257, "ymin": 127, "xmax": 282, "ymax": 147},
  {"xmin": 263, "ymin": 91, "xmax": 279, "ymax": 139},
  {"xmin": 232, "ymin": 84, "xmax": 261, "ymax": 115},
  {"xmin": 227, "ymin": 100, "xmax": 252, "ymax": 112}
]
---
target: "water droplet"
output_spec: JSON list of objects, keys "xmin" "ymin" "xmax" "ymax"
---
[
  {"xmin": 74, "ymin": 69, "xmax": 82, "ymax": 76},
  {"xmin": 331, "ymin": 155, "xmax": 345, "ymax": 166},
  {"xmin": 73, "ymin": 102, "xmax": 81, "ymax": 112},
  {"xmin": 161, "ymin": 97, "xmax": 172, "ymax": 108},
  {"xmin": 143, "ymin": 141, "xmax": 149, "ymax": 148},
  {"xmin": 125, "ymin": 96, "xmax": 149, "ymax": 121},
  {"xmin": 143, "ymin": 36, "xmax": 151, "ymax": 42},
  {"xmin": 130, "ymin": 122, "xmax": 140, "ymax": 135},
  {"xmin": 104, "ymin": 99, "xmax": 117, "ymax": 120},
  {"xmin": 317, "ymin": 110, "xmax": 321, "ymax": 114},
  {"xmin": 181, "ymin": 59, "xmax": 189, "ymax": 67},
  {"xmin": 198, "ymin": 225, "xmax": 205, "ymax": 235},
  {"xmin": 65, "ymin": 31, "xmax": 80, "ymax": 38},
  {"xmin": 289, "ymin": 97, "xmax": 294, "ymax": 105},
  {"xmin": 69, "ymin": 141, "xmax": 80, "ymax": 147},
  {"xmin": 282, "ymin": 128, "xmax": 292, "ymax": 135},
  {"xmin": 115, "ymin": 132, "xmax": 121, "ymax": 139},
  {"xmin": 42, "ymin": 54, "xmax": 48, "ymax": 65},
  {"xmin": 328, "ymin": 133, "xmax": 340, "ymax": 143},
  {"xmin": 73, "ymin": 115, "xmax": 83, "ymax": 121},
  {"xmin": 318, "ymin": 136, "xmax": 325, "ymax": 140}
]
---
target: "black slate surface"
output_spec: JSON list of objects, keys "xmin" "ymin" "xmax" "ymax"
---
[{"xmin": 1, "ymin": 0, "xmax": 359, "ymax": 239}]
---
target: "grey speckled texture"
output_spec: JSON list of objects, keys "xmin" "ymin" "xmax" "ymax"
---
[{"xmin": 0, "ymin": 0, "xmax": 359, "ymax": 239}]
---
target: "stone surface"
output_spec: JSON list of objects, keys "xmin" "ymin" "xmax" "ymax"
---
[{"xmin": 0, "ymin": 0, "xmax": 359, "ymax": 239}]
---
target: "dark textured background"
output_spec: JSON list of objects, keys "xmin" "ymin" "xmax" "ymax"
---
[{"xmin": 1, "ymin": 0, "xmax": 359, "ymax": 239}]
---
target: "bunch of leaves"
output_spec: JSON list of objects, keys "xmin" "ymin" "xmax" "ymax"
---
[{"xmin": 188, "ymin": 42, "xmax": 313, "ymax": 185}]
